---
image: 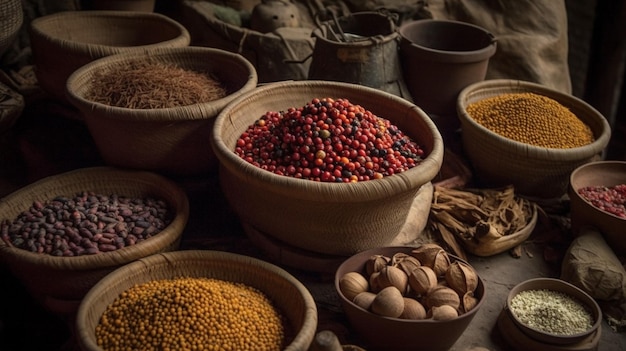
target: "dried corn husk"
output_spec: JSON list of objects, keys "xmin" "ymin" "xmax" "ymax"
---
[{"xmin": 428, "ymin": 185, "xmax": 537, "ymax": 257}]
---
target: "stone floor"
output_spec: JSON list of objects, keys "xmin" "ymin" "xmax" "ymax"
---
[{"xmin": 0, "ymin": 92, "xmax": 625, "ymax": 351}]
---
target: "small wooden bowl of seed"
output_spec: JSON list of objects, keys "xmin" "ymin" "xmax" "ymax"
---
[
  {"xmin": 505, "ymin": 278, "xmax": 602, "ymax": 345},
  {"xmin": 457, "ymin": 79, "xmax": 611, "ymax": 199}
]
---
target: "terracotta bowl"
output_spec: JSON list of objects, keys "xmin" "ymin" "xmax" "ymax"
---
[
  {"xmin": 569, "ymin": 160, "xmax": 626, "ymax": 255},
  {"xmin": 334, "ymin": 246, "xmax": 485, "ymax": 351},
  {"xmin": 75, "ymin": 250, "xmax": 318, "ymax": 351},
  {"xmin": 505, "ymin": 278, "xmax": 602, "ymax": 345}
]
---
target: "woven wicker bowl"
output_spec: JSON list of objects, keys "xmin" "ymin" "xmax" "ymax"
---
[
  {"xmin": 66, "ymin": 46, "xmax": 258, "ymax": 176},
  {"xmin": 75, "ymin": 250, "xmax": 318, "ymax": 351},
  {"xmin": 0, "ymin": 167, "xmax": 189, "ymax": 317},
  {"xmin": 211, "ymin": 81, "xmax": 444, "ymax": 256},
  {"xmin": 457, "ymin": 79, "xmax": 611, "ymax": 198},
  {"xmin": 0, "ymin": 0, "xmax": 22, "ymax": 57},
  {"xmin": 29, "ymin": 10, "xmax": 190, "ymax": 104},
  {"xmin": 334, "ymin": 246, "xmax": 485, "ymax": 351}
]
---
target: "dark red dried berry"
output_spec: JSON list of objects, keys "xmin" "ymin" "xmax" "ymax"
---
[{"xmin": 235, "ymin": 98, "xmax": 426, "ymax": 182}]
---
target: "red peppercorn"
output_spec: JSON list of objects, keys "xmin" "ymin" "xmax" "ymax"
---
[
  {"xmin": 578, "ymin": 184, "xmax": 626, "ymax": 218},
  {"xmin": 235, "ymin": 98, "xmax": 427, "ymax": 182}
]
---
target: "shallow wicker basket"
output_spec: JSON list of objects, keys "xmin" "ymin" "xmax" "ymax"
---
[
  {"xmin": 75, "ymin": 250, "xmax": 318, "ymax": 351},
  {"xmin": 211, "ymin": 81, "xmax": 444, "ymax": 256},
  {"xmin": 29, "ymin": 10, "xmax": 191, "ymax": 104},
  {"xmin": 0, "ymin": 167, "xmax": 189, "ymax": 317},
  {"xmin": 457, "ymin": 79, "xmax": 611, "ymax": 198},
  {"xmin": 66, "ymin": 46, "xmax": 258, "ymax": 176}
]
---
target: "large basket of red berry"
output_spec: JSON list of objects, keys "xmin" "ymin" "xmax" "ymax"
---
[{"xmin": 211, "ymin": 81, "xmax": 444, "ymax": 257}]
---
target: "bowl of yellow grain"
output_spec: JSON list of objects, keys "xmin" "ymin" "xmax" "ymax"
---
[
  {"xmin": 457, "ymin": 79, "xmax": 611, "ymax": 198},
  {"xmin": 75, "ymin": 250, "xmax": 318, "ymax": 351}
]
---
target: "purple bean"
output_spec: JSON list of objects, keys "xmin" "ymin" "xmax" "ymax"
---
[{"xmin": 2, "ymin": 192, "xmax": 172, "ymax": 257}]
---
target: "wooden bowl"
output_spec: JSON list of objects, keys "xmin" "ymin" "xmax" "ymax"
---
[
  {"xmin": 569, "ymin": 160, "xmax": 626, "ymax": 255},
  {"xmin": 75, "ymin": 250, "xmax": 318, "ymax": 351},
  {"xmin": 334, "ymin": 246, "xmax": 485, "ymax": 351},
  {"xmin": 505, "ymin": 278, "xmax": 602, "ymax": 345},
  {"xmin": 0, "ymin": 167, "xmax": 189, "ymax": 317},
  {"xmin": 457, "ymin": 79, "xmax": 611, "ymax": 198},
  {"xmin": 210, "ymin": 81, "xmax": 444, "ymax": 256}
]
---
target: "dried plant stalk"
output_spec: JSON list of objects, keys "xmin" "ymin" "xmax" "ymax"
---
[
  {"xmin": 86, "ymin": 60, "xmax": 228, "ymax": 109},
  {"xmin": 428, "ymin": 185, "xmax": 535, "ymax": 257}
]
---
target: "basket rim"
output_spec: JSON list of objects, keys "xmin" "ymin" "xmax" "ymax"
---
[
  {"xmin": 29, "ymin": 10, "xmax": 190, "ymax": 51},
  {"xmin": 210, "ymin": 80, "xmax": 445, "ymax": 202},
  {"xmin": 65, "ymin": 46, "xmax": 258, "ymax": 121},
  {"xmin": 456, "ymin": 79, "xmax": 612, "ymax": 160},
  {"xmin": 75, "ymin": 249, "xmax": 318, "ymax": 351},
  {"xmin": 398, "ymin": 18, "xmax": 497, "ymax": 62},
  {"xmin": 0, "ymin": 166, "xmax": 190, "ymax": 270}
]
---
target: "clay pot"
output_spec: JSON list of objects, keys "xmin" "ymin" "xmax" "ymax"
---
[{"xmin": 398, "ymin": 19, "xmax": 496, "ymax": 117}]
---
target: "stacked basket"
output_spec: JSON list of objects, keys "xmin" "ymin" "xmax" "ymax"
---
[{"xmin": 29, "ymin": 10, "xmax": 191, "ymax": 104}]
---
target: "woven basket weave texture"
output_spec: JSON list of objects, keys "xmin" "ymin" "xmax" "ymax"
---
[
  {"xmin": 0, "ymin": 167, "xmax": 189, "ymax": 316},
  {"xmin": 29, "ymin": 10, "xmax": 190, "ymax": 104},
  {"xmin": 66, "ymin": 46, "xmax": 258, "ymax": 176},
  {"xmin": 457, "ymin": 79, "xmax": 611, "ymax": 198},
  {"xmin": 0, "ymin": 0, "xmax": 22, "ymax": 57},
  {"xmin": 75, "ymin": 250, "xmax": 318, "ymax": 351},
  {"xmin": 211, "ymin": 81, "xmax": 444, "ymax": 256}
]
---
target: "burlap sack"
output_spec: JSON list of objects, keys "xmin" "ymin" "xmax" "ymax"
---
[
  {"xmin": 181, "ymin": 0, "xmax": 351, "ymax": 83},
  {"xmin": 561, "ymin": 227, "xmax": 626, "ymax": 302},
  {"xmin": 425, "ymin": 0, "xmax": 572, "ymax": 94},
  {"xmin": 561, "ymin": 227, "xmax": 626, "ymax": 332}
]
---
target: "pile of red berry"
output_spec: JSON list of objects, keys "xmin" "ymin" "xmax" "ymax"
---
[
  {"xmin": 577, "ymin": 184, "xmax": 626, "ymax": 218},
  {"xmin": 235, "ymin": 97, "xmax": 426, "ymax": 182}
]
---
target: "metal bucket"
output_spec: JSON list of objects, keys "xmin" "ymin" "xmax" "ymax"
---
[{"xmin": 308, "ymin": 11, "xmax": 411, "ymax": 99}]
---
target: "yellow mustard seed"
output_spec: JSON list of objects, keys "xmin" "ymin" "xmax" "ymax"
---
[
  {"xmin": 95, "ymin": 277, "xmax": 286, "ymax": 351},
  {"xmin": 466, "ymin": 92, "xmax": 595, "ymax": 148}
]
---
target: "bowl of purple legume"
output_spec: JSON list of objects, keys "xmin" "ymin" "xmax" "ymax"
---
[
  {"xmin": 0, "ymin": 166, "xmax": 189, "ymax": 317},
  {"xmin": 569, "ymin": 160, "xmax": 626, "ymax": 256},
  {"xmin": 505, "ymin": 278, "xmax": 602, "ymax": 345}
]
